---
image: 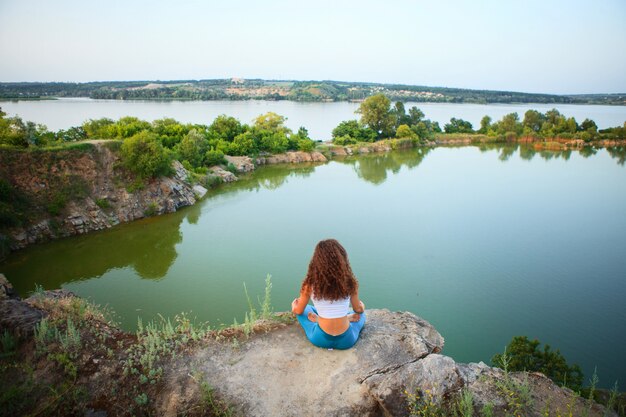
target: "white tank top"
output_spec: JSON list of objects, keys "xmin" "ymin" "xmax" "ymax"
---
[{"xmin": 311, "ymin": 294, "xmax": 350, "ymax": 319}]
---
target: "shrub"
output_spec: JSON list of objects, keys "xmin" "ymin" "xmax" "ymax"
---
[
  {"xmin": 120, "ymin": 131, "xmax": 173, "ymax": 179},
  {"xmin": 297, "ymin": 139, "xmax": 314, "ymax": 152},
  {"xmin": 396, "ymin": 124, "xmax": 414, "ymax": 139},
  {"xmin": 492, "ymin": 336, "xmax": 583, "ymax": 390},
  {"xmin": 333, "ymin": 135, "xmax": 357, "ymax": 146},
  {"xmin": 205, "ymin": 149, "xmax": 226, "ymax": 166}
]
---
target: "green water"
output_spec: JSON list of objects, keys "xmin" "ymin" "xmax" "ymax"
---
[{"xmin": 2, "ymin": 145, "xmax": 626, "ymax": 387}]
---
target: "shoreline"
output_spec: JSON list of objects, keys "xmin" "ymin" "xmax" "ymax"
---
[{"xmin": 1, "ymin": 137, "xmax": 625, "ymax": 259}]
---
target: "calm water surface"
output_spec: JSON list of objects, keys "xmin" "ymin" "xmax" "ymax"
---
[
  {"xmin": 2, "ymin": 98, "xmax": 626, "ymax": 140},
  {"xmin": 2, "ymin": 145, "xmax": 625, "ymax": 387}
]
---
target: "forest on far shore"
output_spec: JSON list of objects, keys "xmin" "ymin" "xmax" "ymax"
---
[{"xmin": 1, "ymin": 79, "xmax": 625, "ymax": 105}]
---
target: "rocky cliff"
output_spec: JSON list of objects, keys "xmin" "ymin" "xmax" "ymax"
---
[
  {"xmin": 0, "ymin": 275, "xmax": 617, "ymax": 417},
  {"xmin": 0, "ymin": 143, "xmax": 206, "ymax": 256}
]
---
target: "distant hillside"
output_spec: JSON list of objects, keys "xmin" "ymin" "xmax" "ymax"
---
[{"xmin": 1, "ymin": 79, "xmax": 625, "ymax": 105}]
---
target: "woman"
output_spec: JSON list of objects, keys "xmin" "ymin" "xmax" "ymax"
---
[{"xmin": 291, "ymin": 239, "xmax": 366, "ymax": 349}]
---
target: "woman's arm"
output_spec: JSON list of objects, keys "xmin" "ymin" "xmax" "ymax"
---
[
  {"xmin": 350, "ymin": 292, "xmax": 365, "ymax": 314},
  {"xmin": 291, "ymin": 285, "xmax": 311, "ymax": 315}
]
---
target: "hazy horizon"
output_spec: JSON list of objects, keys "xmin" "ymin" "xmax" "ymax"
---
[{"xmin": 1, "ymin": 0, "xmax": 625, "ymax": 95}]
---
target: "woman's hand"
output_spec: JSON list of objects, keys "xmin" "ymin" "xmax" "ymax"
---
[
  {"xmin": 291, "ymin": 297, "xmax": 300, "ymax": 314},
  {"xmin": 354, "ymin": 300, "xmax": 365, "ymax": 314}
]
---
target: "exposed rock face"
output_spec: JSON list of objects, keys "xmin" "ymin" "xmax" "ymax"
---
[
  {"xmin": 159, "ymin": 309, "xmax": 616, "ymax": 417},
  {"xmin": 1, "ymin": 145, "xmax": 198, "ymax": 252},
  {"xmin": 256, "ymin": 151, "xmax": 327, "ymax": 165},
  {"xmin": 225, "ymin": 155, "xmax": 255, "ymax": 172},
  {"xmin": 210, "ymin": 166, "xmax": 238, "ymax": 183},
  {"xmin": 0, "ymin": 273, "xmax": 17, "ymax": 300},
  {"xmin": 163, "ymin": 309, "xmax": 444, "ymax": 417}
]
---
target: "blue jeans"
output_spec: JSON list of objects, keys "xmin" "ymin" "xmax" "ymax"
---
[{"xmin": 296, "ymin": 305, "xmax": 366, "ymax": 350}]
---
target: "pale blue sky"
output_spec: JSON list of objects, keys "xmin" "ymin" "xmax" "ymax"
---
[{"xmin": 0, "ymin": 0, "xmax": 625, "ymax": 94}]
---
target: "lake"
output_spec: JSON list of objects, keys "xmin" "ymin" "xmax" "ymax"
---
[
  {"xmin": 1, "ymin": 144, "xmax": 625, "ymax": 388},
  {"xmin": 2, "ymin": 98, "xmax": 626, "ymax": 140}
]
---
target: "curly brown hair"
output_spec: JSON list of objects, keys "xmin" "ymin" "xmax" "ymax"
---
[{"xmin": 301, "ymin": 239, "xmax": 359, "ymax": 301}]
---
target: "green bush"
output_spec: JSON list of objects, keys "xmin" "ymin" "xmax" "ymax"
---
[
  {"xmin": 205, "ymin": 149, "xmax": 226, "ymax": 166},
  {"xmin": 333, "ymin": 135, "xmax": 357, "ymax": 146},
  {"xmin": 297, "ymin": 139, "xmax": 315, "ymax": 152},
  {"xmin": 492, "ymin": 336, "xmax": 583, "ymax": 390},
  {"xmin": 120, "ymin": 132, "xmax": 173, "ymax": 179}
]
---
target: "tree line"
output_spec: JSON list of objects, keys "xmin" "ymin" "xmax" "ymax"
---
[
  {"xmin": 0, "ymin": 108, "xmax": 315, "ymax": 179},
  {"xmin": 331, "ymin": 94, "xmax": 626, "ymax": 145},
  {"xmin": 2, "ymin": 80, "xmax": 624, "ymax": 104}
]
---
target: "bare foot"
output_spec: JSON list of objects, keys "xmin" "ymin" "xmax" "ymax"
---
[
  {"xmin": 307, "ymin": 311, "xmax": 318, "ymax": 323},
  {"xmin": 348, "ymin": 313, "xmax": 360, "ymax": 322}
]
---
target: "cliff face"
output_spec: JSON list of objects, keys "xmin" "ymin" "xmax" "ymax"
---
[{"xmin": 0, "ymin": 143, "xmax": 206, "ymax": 254}]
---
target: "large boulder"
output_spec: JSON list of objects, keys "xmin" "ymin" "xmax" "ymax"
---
[
  {"xmin": 162, "ymin": 309, "xmax": 444, "ymax": 417},
  {"xmin": 225, "ymin": 155, "xmax": 255, "ymax": 173}
]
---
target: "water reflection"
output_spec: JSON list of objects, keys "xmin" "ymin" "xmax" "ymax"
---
[
  {"xmin": 606, "ymin": 146, "xmax": 626, "ymax": 165},
  {"xmin": 336, "ymin": 147, "xmax": 433, "ymax": 185},
  {"xmin": 211, "ymin": 163, "xmax": 318, "ymax": 194},
  {"xmin": 3, "ymin": 204, "xmax": 196, "ymax": 294}
]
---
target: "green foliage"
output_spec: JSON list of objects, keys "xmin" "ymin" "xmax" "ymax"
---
[
  {"xmin": 95, "ymin": 198, "xmax": 110, "ymax": 209},
  {"xmin": 152, "ymin": 117, "xmax": 191, "ymax": 148},
  {"xmin": 332, "ymin": 120, "xmax": 376, "ymax": 143},
  {"xmin": 357, "ymin": 93, "xmax": 395, "ymax": 138},
  {"xmin": 144, "ymin": 202, "xmax": 159, "ymax": 217},
  {"xmin": 238, "ymin": 274, "xmax": 274, "ymax": 337},
  {"xmin": 229, "ymin": 131, "xmax": 256, "ymax": 155},
  {"xmin": 253, "ymin": 112, "xmax": 290, "ymax": 134},
  {"xmin": 192, "ymin": 373, "xmax": 234, "ymax": 417},
  {"xmin": 492, "ymin": 336, "xmax": 583, "ymax": 390},
  {"xmin": 110, "ymin": 116, "xmax": 151, "ymax": 139},
  {"xmin": 396, "ymin": 124, "xmax": 417, "ymax": 139},
  {"xmin": 457, "ymin": 388, "xmax": 474, "ymax": 417},
  {"xmin": 478, "ymin": 116, "xmax": 492, "ymax": 134},
  {"xmin": 44, "ymin": 175, "xmax": 89, "ymax": 216},
  {"xmin": 0, "ymin": 177, "xmax": 28, "ymax": 228},
  {"xmin": 0, "ymin": 330, "xmax": 17, "ymax": 358},
  {"xmin": 492, "ymin": 347, "xmax": 534, "ymax": 416},
  {"xmin": 444, "ymin": 117, "xmax": 474, "ymax": 134},
  {"xmin": 209, "ymin": 114, "xmax": 244, "ymax": 142},
  {"xmin": 120, "ymin": 131, "xmax": 173, "ymax": 179},
  {"xmin": 333, "ymin": 135, "xmax": 358, "ymax": 146},
  {"xmin": 298, "ymin": 138, "xmax": 315, "ymax": 152},
  {"xmin": 176, "ymin": 129, "xmax": 207, "ymax": 167},
  {"xmin": 82, "ymin": 118, "xmax": 115, "ymax": 138},
  {"xmin": 205, "ymin": 148, "xmax": 226, "ymax": 166}
]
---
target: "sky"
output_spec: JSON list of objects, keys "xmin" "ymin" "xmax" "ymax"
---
[{"xmin": 0, "ymin": 0, "xmax": 625, "ymax": 95}]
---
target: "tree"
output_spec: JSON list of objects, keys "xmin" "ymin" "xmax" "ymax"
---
[
  {"xmin": 478, "ymin": 115, "xmax": 492, "ymax": 134},
  {"xmin": 391, "ymin": 101, "xmax": 411, "ymax": 129},
  {"xmin": 111, "ymin": 116, "xmax": 151, "ymax": 139},
  {"xmin": 523, "ymin": 110, "xmax": 545, "ymax": 133},
  {"xmin": 176, "ymin": 129, "xmax": 207, "ymax": 167},
  {"xmin": 209, "ymin": 115, "xmax": 244, "ymax": 142},
  {"xmin": 332, "ymin": 120, "xmax": 376, "ymax": 143},
  {"xmin": 492, "ymin": 336, "xmax": 583, "ymax": 390},
  {"xmin": 253, "ymin": 112, "xmax": 290, "ymax": 134},
  {"xmin": 120, "ymin": 131, "xmax": 173, "ymax": 179},
  {"xmin": 356, "ymin": 94, "xmax": 394, "ymax": 138},
  {"xmin": 408, "ymin": 107, "xmax": 425, "ymax": 126},
  {"xmin": 229, "ymin": 132, "xmax": 256, "ymax": 156},
  {"xmin": 494, "ymin": 113, "xmax": 522, "ymax": 135},
  {"xmin": 444, "ymin": 117, "xmax": 473, "ymax": 134},
  {"xmin": 82, "ymin": 118, "xmax": 115, "ymax": 139},
  {"xmin": 0, "ymin": 114, "xmax": 28, "ymax": 147}
]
